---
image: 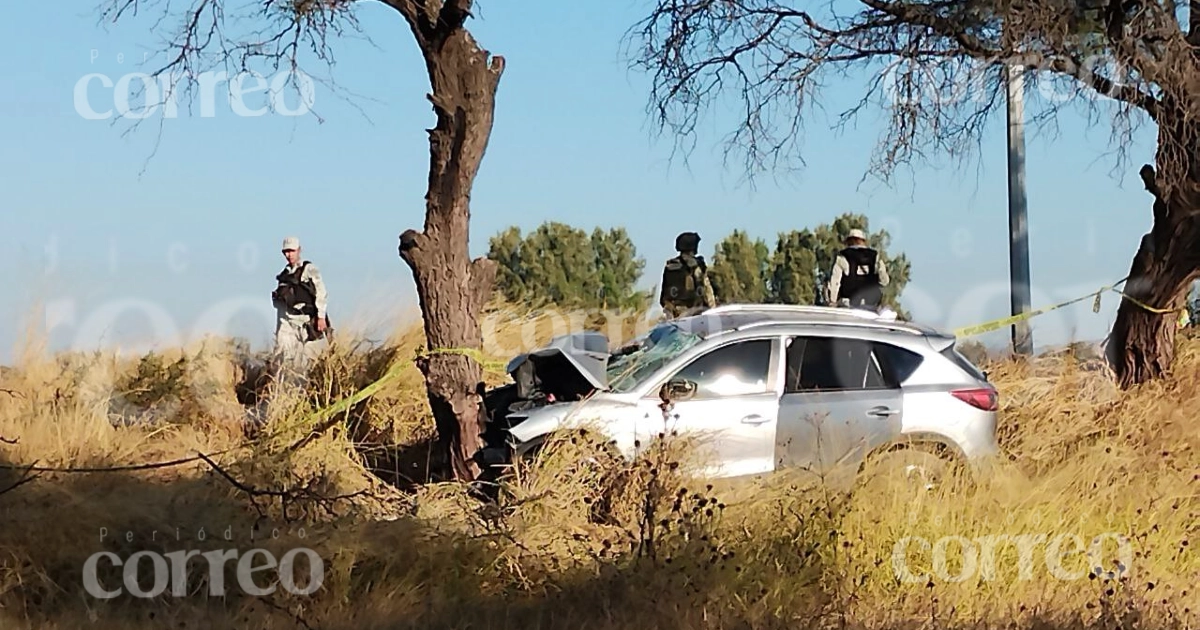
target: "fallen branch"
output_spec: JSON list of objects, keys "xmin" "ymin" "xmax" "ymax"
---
[
  {"xmin": 260, "ymin": 594, "xmax": 317, "ymax": 630},
  {"xmin": 0, "ymin": 461, "xmax": 42, "ymax": 497},
  {"xmin": 197, "ymin": 452, "xmax": 372, "ymax": 523},
  {"xmin": 0, "ymin": 446, "xmax": 246, "ymax": 473},
  {"xmin": 0, "ymin": 436, "xmax": 17, "ymax": 445}
]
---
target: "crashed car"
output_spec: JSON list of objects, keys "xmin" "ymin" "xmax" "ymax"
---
[{"xmin": 477, "ymin": 304, "xmax": 1000, "ymax": 485}]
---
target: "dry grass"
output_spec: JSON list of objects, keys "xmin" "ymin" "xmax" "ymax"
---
[{"xmin": 0, "ymin": 306, "xmax": 1196, "ymax": 630}]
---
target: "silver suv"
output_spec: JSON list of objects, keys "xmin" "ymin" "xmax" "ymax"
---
[{"xmin": 478, "ymin": 304, "xmax": 1000, "ymax": 486}]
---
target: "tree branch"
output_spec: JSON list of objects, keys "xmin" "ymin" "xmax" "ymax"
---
[
  {"xmin": 863, "ymin": 0, "xmax": 1161, "ymax": 115},
  {"xmin": 97, "ymin": 0, "xmax": 379, "ymax": 172},
  {"xmin": 1049, "ymin": 54, "xmax": 1161, "ymax": 119},
  {"xmin": 0, "ymin": 462, "xmax": 41, "ymax": 498},
  {"xmin": 397, "ymin": 229, "xmax": 430, "ymax": 268},
  {"xmin": 382, "ymin": 0, "xmax": 474, "ymax": 52},
  {"xmin": 198, "ymin": 453, "xmax": 371, "ymax": 522},
  {"xmin": 858, "ymin": 0, "xmax": 998, "ymax": 58},
  {"xmin": 382, "ymin": 0, "xmax": 434, "ymax": 45},
  {"xmin": 626, "ymin": 0, "xmax": 1179, "ymax": 185},
  {"xmin": 468, "ymin": 256, "xmax": 499, "ymax": 315}
]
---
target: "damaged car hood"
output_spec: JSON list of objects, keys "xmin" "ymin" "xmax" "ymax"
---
[
  {"xmin": 505, "ymin": 330, "xmax": 611, "ymax": 390},
  {"xmin": 507, "ymin": 396, "xmax": 636, "ymax": 443}
]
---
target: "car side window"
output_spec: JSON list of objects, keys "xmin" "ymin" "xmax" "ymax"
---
[
  {"xmin": 874, "ymin": 342, "xmax": 925, "ymax": 386},
  {"xmin": 784, "ymin": 336, "xmax": 896, "ymax": 393},
  {"xmin": 671, "ymin": 339, "xmax": 772, "ymax": 398}
]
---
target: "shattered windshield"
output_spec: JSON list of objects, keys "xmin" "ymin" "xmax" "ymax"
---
[{"xmin": 606, "ymin": 323, "xmax": 702, "ymax": 393}]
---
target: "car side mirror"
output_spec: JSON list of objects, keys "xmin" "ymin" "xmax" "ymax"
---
[{"xmin": 659, "ymin": 378, "xmax": 697, "ymax": 402}]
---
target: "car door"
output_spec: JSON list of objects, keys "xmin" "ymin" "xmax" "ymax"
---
[
  {"xmin": 649, "ymin": 336, "xmax": 781, "ymax": 479},
  {"xmin": 775, "ymin": 334, "xmax": 904, "ymax": 478}
]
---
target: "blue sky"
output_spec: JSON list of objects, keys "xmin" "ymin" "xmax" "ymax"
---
[{"xmin": 0, "ymin": 1, "xmax": 1166, "ymax": 363}]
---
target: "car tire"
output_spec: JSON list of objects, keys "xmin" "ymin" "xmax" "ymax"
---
[
  {"xmin": 517, "ymin": 432, "xmax": 628, "ymax": 524},
  {"xmin": 855, "ymin": 443, "xmax": 967, "ymax": 496}
]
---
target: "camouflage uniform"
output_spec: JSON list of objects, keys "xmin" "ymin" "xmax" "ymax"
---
[
  {"xmin": 660, "ymin": 232, "xmax": 717, "ymax": 319},
  {"xmin": 271, "ymin": 236, "xmax": 329, "ymax": 379}
]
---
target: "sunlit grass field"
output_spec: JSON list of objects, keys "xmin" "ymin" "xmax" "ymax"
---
[{"xmin": 0, "ymin": 304, "xmax": 1195, "ymax": 629}]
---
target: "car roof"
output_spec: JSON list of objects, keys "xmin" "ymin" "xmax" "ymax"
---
[{"xmin": 667, "ymin": 304, "xmax": 952, "ymax": 342}]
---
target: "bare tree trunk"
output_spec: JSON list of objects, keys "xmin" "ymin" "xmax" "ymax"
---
[
  {"xmin": 1107, "ymin": 144, "xmax": 1200, "ymax": 388},
  {"xmin": 393, "ymin": 1, "xmax": 503, "ymax": 481},
  {"xmin": 1106, "ymin": 235, "xmax": 1190, "ymax": 387}
]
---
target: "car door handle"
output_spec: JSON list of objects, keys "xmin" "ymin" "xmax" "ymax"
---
[
  {"xmin": 866, "ymin": 406, "xmax": 898, "ymax": 417},
  {"xmin": 740, "ymin": 414, "xmax": 769, "ymax": 425}
]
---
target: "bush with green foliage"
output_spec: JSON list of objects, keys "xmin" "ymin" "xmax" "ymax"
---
[
  {"xmin": 487, "ymin": 222, "xmax": 651, "ymax": 310},
  {"xmin": 487, "ymin": 213, "xmax": 911, "ymax": 317}
]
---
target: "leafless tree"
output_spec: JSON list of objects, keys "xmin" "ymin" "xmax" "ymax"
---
[
  {"xmin": 101, "ymin": 0, "xmax": 503, "ymax": 480},
  {"xmin": 627, "ymin": 0, "xmax": 1200, "ymax": 388}
]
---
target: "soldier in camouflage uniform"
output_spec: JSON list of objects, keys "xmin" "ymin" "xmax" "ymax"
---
[
  {"xmin": 827, "ymin": 228, "xmax": 889, "ymax": 310},
  {"xmin": 271, "ymin": 236, "xmax": 330, "ymax": 380},
  {"xmin": 659, "ymin": 231, "xmax": 716, "ymax": 319}
]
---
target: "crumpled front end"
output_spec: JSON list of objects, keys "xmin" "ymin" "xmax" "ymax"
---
[{"xmin": 475, "ymin": 331, "xmax": 611, "ymax": 469}]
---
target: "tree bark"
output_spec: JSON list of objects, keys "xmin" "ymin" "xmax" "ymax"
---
[
  {"xmin": 1106, "ymin": 232, "xmax": 1191, "ymax": 387},
  {"xmin": 1106, "ymin": 117, "xmax": 1200, "ymax": 388},
  {"xmin": 391, "ymin": 0, "xmax": 503, "ymax": 481}
]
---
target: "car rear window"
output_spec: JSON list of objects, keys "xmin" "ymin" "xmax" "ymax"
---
[
  {"xmin": 872, "ymin": 342, "xmax": 925, "ymax": 386},
  {"xmin": 941, "ymin": 346, "xmax": 988, "ymax": 382}
]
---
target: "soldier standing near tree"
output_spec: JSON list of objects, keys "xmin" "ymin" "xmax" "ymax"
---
[{"xmin": 271, "ymin": 236, "xmax": 330, "ymax": 380}]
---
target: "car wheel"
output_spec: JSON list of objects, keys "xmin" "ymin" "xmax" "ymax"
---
[
  {"xmin": 524, "ymin": 432, "xmax": 628, "ymax": 524},
  {"xmin": 516, "ymin": 432, "xmax": 624, "ymax": 481},
  {"xmin": 856, "ymin": 445, "xmax": 964, "ymax": 495}
]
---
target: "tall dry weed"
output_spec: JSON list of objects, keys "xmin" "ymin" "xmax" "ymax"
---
[{"xmin": 0, "ymin": 306, "xmax": 1195, "ymax": 629}]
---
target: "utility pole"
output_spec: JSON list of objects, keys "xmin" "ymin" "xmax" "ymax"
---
[{"xmin": 1005, "ymin": 62, "xmax": 1033, "ymax": 355}]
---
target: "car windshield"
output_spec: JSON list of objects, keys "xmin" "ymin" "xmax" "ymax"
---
[{"xmin": 606, "ymin": 323, "xmax": 702, "ymax": 393}]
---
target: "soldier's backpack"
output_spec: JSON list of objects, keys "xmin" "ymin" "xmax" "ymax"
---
[{"xmin": 661, "ymin": 256, "xmax": 699, "ymax": 305}]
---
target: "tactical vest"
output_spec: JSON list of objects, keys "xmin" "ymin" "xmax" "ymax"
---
[
  {"xmin": 837, "ymin": 247, "xmax": 883, "ymax": 307},
  {"xmin": 661, "ymin": 254, "xmax": 705, "ymax": 307},
  {"xmin": 275, "ymin": 262, "xmax": 318, "ymax": 316}
]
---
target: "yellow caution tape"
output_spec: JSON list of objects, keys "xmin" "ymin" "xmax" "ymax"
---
[
  {"xmin": 292, "ymin": 281, "xmax": 1191, "ymax": 428},
  {"xmin": 419, "ymin": 346, "xmax": 511, "ymax": 375},
  {"xmin": 292, "ymin": 346, "xmax": 509, "ymax": 427},
  {"xmin": 952, "ymin": 290, "xmax": 1108, "ymax": 338},
  {"xmin": 1110, "ymin": 289, "xmax": 1181, "ymax": 315},
  {"xmin": 295, "ymin": 360, "xmax": 408, "ymax": 426},
  {"xmin": 952, "ymin": 277, "xmax": 1187, "ymax": 339}
]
